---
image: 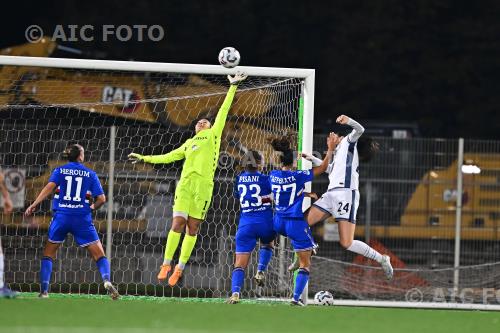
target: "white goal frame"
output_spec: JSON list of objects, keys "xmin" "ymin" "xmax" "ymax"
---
[{"xmin": 0, "ymin": 55, "xmax": 315, "ymax": 302}]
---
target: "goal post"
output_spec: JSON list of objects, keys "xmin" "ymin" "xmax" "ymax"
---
[{"xmin": 0, "ymin": 55, "xmax": 315, "ymax": 299}]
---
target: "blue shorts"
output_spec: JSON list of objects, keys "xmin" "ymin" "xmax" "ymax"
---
[
  {"xmin": 235, "ymin": 222, "xmax": 276, "ymax": 254},
  {"xmin": 48, "ymin": 213, "xmax": 100, "ymax": 247},
  {"xmin": 273, "ymin": 215, "xmax": 315, "ymax": 252}
]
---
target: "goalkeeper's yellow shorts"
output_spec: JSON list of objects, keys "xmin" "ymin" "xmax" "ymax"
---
[{"xmin": 173, "ymin": 175, "xmax": 214, "ymax": 220}]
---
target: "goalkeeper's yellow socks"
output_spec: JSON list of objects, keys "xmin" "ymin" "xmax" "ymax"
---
[
  {"xmin": 163, "ymin": 230, "xmax": 182, "ymax": 265},
  {"xmin": 178, "ymin": 234, "xmax": 197, "ymax": 269}
]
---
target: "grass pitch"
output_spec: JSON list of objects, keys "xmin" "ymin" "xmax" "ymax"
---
[{"xmin": 0, "ymin": 293, "xmax": 499, "ymax": 333}]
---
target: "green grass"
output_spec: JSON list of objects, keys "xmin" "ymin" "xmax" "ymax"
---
[{"xmin": 0, "ymin": 293, "xmax": 499, "ymax": 333}]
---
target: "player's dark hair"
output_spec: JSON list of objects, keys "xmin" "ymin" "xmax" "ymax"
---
[
  {"xmin": 63, "ymin": 144, "xmax": 84, "ymax": 162},
  {"xmin": 241, "ymin": 150, "xmax": 263, "ymax": 172},
  {"xmin": 269, "ymin": 136, "xmax": 294, "ymax": 166},
  {"xmin": 357, "ymin": 137, "xmax": 379, "ymax": 162},
  {"xmin": 196, "ymin": 117, "xmax": 213, "ymax": 126}
]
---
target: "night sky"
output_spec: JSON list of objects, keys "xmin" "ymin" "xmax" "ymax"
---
[{"xmin": 2, "ymin": 0, "xmax": 500, "ymax": 139}]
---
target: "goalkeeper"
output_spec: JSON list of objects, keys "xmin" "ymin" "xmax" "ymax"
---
[{"xmin": 129, "ymin": 72, "xmax": 247, "ymax": 286}]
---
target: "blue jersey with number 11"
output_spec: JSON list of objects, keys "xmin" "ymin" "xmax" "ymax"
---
[
  {"xmin": 49, "ymin": 162, "xmax": 104, "ymax": 215},
  {"xmin": 235, "ymin": 171, "xmax": 273, "ymax": 227}
]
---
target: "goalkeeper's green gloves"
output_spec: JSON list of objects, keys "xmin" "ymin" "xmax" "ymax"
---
[
  {"xmin": 228, "ymin": 71, "xmax": 248, "ymax": 85},
  {"xmin": 128, "ymin": 153, "xmax": 145, "ymax": 164}
]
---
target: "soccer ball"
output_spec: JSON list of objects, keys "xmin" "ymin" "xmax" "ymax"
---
[
  {"xmin": 314, "ymin": 290, "xmax": 334, "ymax": 306},
  {"xmin": 218, "ymin": 47, "xmax": 241, "ymax": 68}
]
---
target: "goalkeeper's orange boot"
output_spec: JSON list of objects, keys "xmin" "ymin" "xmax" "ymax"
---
[
  {"xmin": 168, "ymin": 265, "xmax": 183, "ymax": 286},
  {"xmin": 157, "ymin": 264, "xmax": 172, "ymax": 282}
]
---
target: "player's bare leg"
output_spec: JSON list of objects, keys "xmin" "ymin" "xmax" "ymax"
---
[
  {"xmin": 87, "ymin": 241, "xmax": 119, "ymax": 300},
  {"xmin": 288, "ymin": 245, "xmax": 318, "ymax": 272},
  {"xmin": 158, "ymin": 215, "xmax": 187, "ymax": 282},
  {"xmin": 168, "ymin": 216, "xmax": 201, "ymax": 286},
  {"xmin": 338, "ymin": 220, "xmax": 393, "ymax": 280},
  {"xmin": 306, "ymin": 206, "xmax": 330, "ymax": 227}
]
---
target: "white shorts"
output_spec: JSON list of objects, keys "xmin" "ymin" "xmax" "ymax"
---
[{"xmin": 312, "ymin": 188, "xmax": 359, "ymax": 223}]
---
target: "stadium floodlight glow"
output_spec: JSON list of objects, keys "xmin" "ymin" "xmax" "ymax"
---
[{"xmin": 461, "ymin": 164, "xmax": 481, "ymax": 174}]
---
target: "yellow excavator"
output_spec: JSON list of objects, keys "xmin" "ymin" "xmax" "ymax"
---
[{"xmin": 0, "ymin": 39, "xmax": 287, "ymax": 231}]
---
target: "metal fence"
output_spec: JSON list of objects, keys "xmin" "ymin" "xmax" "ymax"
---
[{"xmin": 312, "ymin": 135, "xmax": 500, "ymax": 289}]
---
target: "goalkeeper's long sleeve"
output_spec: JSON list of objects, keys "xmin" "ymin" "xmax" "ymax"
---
[
  {"xmin": 140, "ymin": 84, "xmax": 238, "ymax": 180},
  {"xmin": 211, "ymin": 85, "xmax": 238, "ymax": 137},
  {"xmin": 142, "ymin": 143, "xmax": 186, "ymax": 164}
]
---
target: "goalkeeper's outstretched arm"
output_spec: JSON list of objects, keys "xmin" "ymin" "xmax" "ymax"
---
[
  {"xmin": 128, "ymin": 143, "xmax": 186, "ymax": 164},
  {"xmin": 211, "ymin": 72, "xmax": 248, "ymax": 137}
]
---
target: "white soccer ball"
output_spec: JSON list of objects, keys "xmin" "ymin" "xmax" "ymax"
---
[
  {"xmin": 314, "ymin": 290, "xmax": 334, "ymax": 306},
  {"xmin": 218, "ymin": 47, "xmax": 241, "ymax": 68}
]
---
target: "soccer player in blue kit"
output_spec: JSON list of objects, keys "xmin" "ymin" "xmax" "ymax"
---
[
  {"xmin": 24, "ymin": 144, "xmax": 119, "ymax": 299},
  {"xmin": 269, "ymin": 133, "xmax": 337, "ymax": 306},
  {"xmin": 228, "ymin": 150, "xmax": 274, "ymax": 304}
]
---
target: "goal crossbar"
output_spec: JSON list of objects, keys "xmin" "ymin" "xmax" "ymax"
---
[{"xmin": 0, "ymin": 55, "xmax": 314, "ymax": 78}]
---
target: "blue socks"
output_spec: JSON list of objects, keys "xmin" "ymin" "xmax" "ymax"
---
[
  {"xmin": 231, "ymin": 267, "xmax": 245, "ymax": 294},
  {"xmin": 257, "ymin": 246, "xmax": 273, "ymax": 272},
  {"xmin": 293, "ymin": 268, "xmax": 310, "ymax": 301},
  {"xmin": 40, "ymin": 256, "xmax": 53, "ymax": 293},
  {"xmin": 40, "ymin": 256, "xmax": 111, "ymax": 293},
  {"xmin": 96, "ymin": 256, "xmax": 111, "ymax": 282}
]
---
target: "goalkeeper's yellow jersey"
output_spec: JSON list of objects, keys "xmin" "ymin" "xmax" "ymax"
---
[{"xmin": 142, "ymin": 85, "xmax": 238, "ymax": 182}]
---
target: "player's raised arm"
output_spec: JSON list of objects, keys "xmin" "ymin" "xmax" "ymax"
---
[
  {"xmin": 24, "ymin": 182, "xmax": 57, "ymax": 217},
  {"xmin": 128, "ymin": 143, "xmax": 186, "ymax": 164},
  {"xmin": 211, "ymin": 72, "xmax": 248, "ymax": 137},
  {"xmin": 337, "ymin": 115, "xmax": 365, "ymax": 142}
]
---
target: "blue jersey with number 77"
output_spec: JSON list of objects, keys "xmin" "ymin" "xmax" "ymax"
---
[
  {"xmin": 234, "ymin": 171, "xmax": 273, "ymax": 227},
  {"xmin": 269, "ymin": 169, "xmax": 313, "ymax": 218},
  {"xmin": 48, "ymin": 162, "xmax": 104, "ymax": 215}
]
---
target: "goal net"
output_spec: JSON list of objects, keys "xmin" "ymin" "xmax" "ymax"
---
[
  {"xmin": 2, "ymin": 57, "xmax": 499, "ymax": 309},
  {"xmin": 0, "ymin": 56, "xmax": 313, "ymax": 299}
]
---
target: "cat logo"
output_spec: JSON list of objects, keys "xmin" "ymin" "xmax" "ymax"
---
[{"xmin": 102, "ymin": 86, "xmax": 140, "ymax": 113}]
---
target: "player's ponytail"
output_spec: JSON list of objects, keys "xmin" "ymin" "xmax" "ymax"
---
[
  {"xmin": 63, "ymin": 144, "xmax": 84, "ymax": 162},
  {"xmin": 357, "ymin": 136, "xmax": 379, "ymax": 162},
  {"xmin": 269, "ymin": 136, "xmax": 294, "ymax": 166}
]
